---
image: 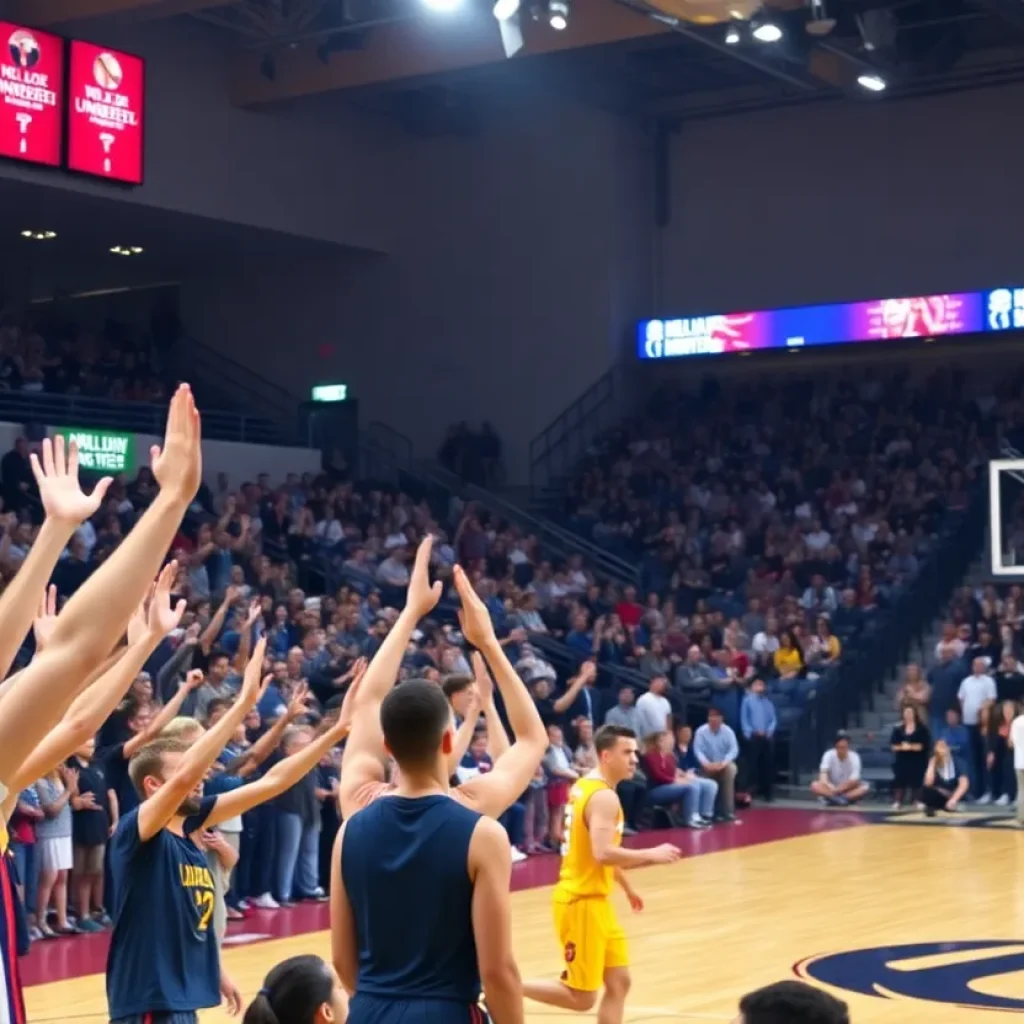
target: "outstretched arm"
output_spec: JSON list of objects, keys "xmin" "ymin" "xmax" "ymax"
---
[
  {"xmin": 0, "ymin": 446, "xmax": 111, "ymax": 684},
  {"xmin": 0, "ymin": 393, "xmax": 201, "ymax": 790},
  {"xmin": 8, "ymin": 563, "xmax": 190, "ymax": 792},
  {"xmin": 473, "ymin": 651, "xmax": 510, "ymax": 762},
  {"xmin": 453, "ymin": 566, "xmax": 546, "ymax": 818},
  {"xmin": 206, "ymin": 673, "xmax": 361, "ymax": 828},
  {"xmin": 339, "ymin": 536, "xmax": 441, "ymax": 818},
  {"xmin": 137, "ymin": 637, "xmax": 267, "ymax": 842},
  {"xmin": 448, "ymin": 690, "xmax": 482, "ymax": 776}
]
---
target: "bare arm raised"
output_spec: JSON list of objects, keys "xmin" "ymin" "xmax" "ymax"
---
[
  {"xmin": 452, "ymin": 565, "xmax": 546, "ymax": 819},
  {"xmin": 338, "ymin": 536, "xmax": 441, "ymax": 819},
  {"xmin": 0, "ymin": 386, "xmax": 201, "ymax": 792}
]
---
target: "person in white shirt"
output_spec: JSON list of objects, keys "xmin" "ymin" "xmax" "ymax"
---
[
  {"xmin": 635, "ymin": 676, "xmax": 672, "ymax": 744},
  {"xmin": 810, "ymin": 733, "xmax": 869, "ymax": 806},
  {"xmin": 1011, "ymin": 704, "xmax": 1024, "ymax": 825},
  {"xmin": 958, "ymin": 657, "xmax": 997, "ymax": 798}
]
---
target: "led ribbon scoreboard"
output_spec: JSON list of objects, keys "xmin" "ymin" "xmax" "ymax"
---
[{"xmin": 639, "ymin": 288, "xmax": 1024, "ymax": 360}]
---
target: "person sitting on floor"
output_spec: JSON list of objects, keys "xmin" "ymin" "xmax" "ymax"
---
[
  {"xmin": 810, "ymin": 732, "xmax": 870, "ymax": 806},
  {"xmin": 920, "ymin": 738, "xmax": 970, "ymax": 816}
]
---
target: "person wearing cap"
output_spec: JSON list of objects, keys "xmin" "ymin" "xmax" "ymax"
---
[{"xmin": 810, "ymin": 731, "xmax": 870, "ymax": 806}]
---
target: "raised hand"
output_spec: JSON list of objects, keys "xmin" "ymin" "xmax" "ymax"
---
[
  {"xmin": 406, "ymin": 535, "xmax": 443, "ymax": 618},
  {"xmin": 185, "ymin": 668, "xmax": 206, "ymax": 691},
  {"xmin": 31, "ymin": 435, "xmax": 111, "ymax": 527},
  {"xmin": 239, "ymin": 636, "xmax": 269, "ymax": 707},
  {"xmin": 150, "ymin": 384, "xmax": 202, "ymax": 504},
  {"xmin": 337, "ymin": 664, "xmax": 368, "ymax": 734},
  {"xmin": 245, "ymin": 599, "xmax": 263, "ymax": 628},
  {"xmin": 147, "ymin": 561, "xmax": 187, "ymax": 638},
  {"xmin": 453, "ymin": 564, "xmax": 496, "ymax": 650},
  {"xmin": 32, "ymin": 584, "xmax": 58, "ymax": 652},
  {"xmin": 471, "ymin": 651, "xmax": 493, "ymax": 707},
  {"xmin": 286, "ymin": 681, "xmax": 312, "ymax": 720}
]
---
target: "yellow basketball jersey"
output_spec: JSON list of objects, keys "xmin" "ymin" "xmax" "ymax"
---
[{"xmin": 555, "ymin": 775, "xmax": 623, "ymax": 899}]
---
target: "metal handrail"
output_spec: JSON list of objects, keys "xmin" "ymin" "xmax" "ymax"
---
[
  {"xmin": 423, "ymin": 461, "xmax": 638, "ymax": 585},
  {"xmin": 0, "ymin": 391, "xmax": 289, "ymax": 445},
  {"xmin": 529, "ymin": 371, "xmax": 616, "ymax": 497}
]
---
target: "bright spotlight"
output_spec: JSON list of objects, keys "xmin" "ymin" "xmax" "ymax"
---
[
  {"xmin": 752, "ymin": 21, "xmax": 782, "ymax": 42},
  {"xmin": 493, "ymin": 0, "xmax": 520, "ymax": 18},
  {"xmin": 725, "ymin": 25, "xmax": 740, "ymax": 43},
  {"xmin": 548, "ymin": 0, "xmax": 569, "ymax": 30},
  {"xmin": 857, "ymin": 72, "xmax": 887, "ymax": 92},
  {"xmin": 422, "ymin": 0, "xmax": 462, "ymax": 10}
]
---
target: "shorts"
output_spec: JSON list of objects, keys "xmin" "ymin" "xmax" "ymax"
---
[
  {"xmin": 553, "ymin": 895, "xmax": 629, "ymax": 992},
  {"xmin": 547, "ymin": 782, "xmax": 570, "ymax": 810},
  {"xmin": 73, "ymin": 843, "xmax": 105, "ymax": 875},
  {"xmin": 348, "ymin": 993, "xmax": 488, "ymax": 1024},
  {"xmin": 111, "ymin": 1014, "xmax": 198, "ymax": 1024}
]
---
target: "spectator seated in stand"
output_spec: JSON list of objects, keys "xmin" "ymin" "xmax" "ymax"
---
[
  {"xmin": 692, "ymin": 706, "xmax": 738, "ymax": 821},
  {"xmin": 641, "ymin": 729, "xmax": 715, "ymax": 828},
  {"xmin": 810, "ymin": 732, "xmax": 870, "ymax": 806}
]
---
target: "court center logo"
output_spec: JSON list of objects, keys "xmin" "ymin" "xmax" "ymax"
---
[{"xmin": 796, "ymin": 941, "xmax": 1024, "ymax": 1012}]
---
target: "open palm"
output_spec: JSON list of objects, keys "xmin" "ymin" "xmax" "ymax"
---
[
  {"xmin": 31, "ymin": 436, "xmax": 111, "ymax": 526},
  {"xmin": 150, "ymin": 384, "xmax": 203, "ymax": 502},
  {"xmin": 147, "ymin": 560, "xmax": 186, "ymax": 637}
]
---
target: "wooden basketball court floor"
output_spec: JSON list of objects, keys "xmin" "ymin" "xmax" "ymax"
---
[{"xmin": 22, "ymin": 808, "xmax": 1024, "ymax": 1023}]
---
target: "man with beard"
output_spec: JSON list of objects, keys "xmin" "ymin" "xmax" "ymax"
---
[{"xmin": 105, "ymin": 638, "xmax": 357, "ymax": 1024}]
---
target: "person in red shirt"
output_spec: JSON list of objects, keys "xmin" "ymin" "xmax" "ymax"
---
[
  {"xmin": 641, "ymin": 731, "xmax": 710, "ymax": 829},
  {"xmin": 615, "ymin": 586, "xmax": 644, "ymax": 631}
]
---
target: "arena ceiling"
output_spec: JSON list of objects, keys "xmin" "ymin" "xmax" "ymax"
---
[{"xmin": 8, "ymin": 0, "xmax": 1024, "ymax": 120}]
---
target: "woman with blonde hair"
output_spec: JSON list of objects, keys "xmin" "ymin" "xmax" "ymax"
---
[
  {"xmin": 921, "ymin": 739, "xmax": 969, "ymax": 816},
  {"xmin": 34, "ymin": 765, "xmax": 77, "ymax": 936}
]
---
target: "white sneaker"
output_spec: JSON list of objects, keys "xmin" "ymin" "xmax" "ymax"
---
[
  {"xmin": 977, "ymin": 793, "xmax": 992, "ymax": 805},
  {"xmin": 253, "ymin": 893, "xmax": 280, "ymax": 909},
  {"xmin": 510, "ymin": 847, "xmax": 527, "ymax": 863},
  {"xmin": 688, "ymin": 815, "xmax": 709, "ymax": 829},
  {"xmin": 237, "ymin": 899, "xmax": 250, "ymax": 911},
  {"xmin": 996, "ymin": 794, "xmax": 1011, "ymax": 807}
]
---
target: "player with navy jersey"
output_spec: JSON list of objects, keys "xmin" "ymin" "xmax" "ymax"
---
[
  {"xmin": 107, "ymin": 637, "xmax": 361, "ymax": 1024},
  {"xmin": 331, "ymin": 678, "xmax": 523, "ymax": 1024}
]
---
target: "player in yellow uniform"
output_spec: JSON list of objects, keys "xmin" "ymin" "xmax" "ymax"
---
[{"xmin": 523, "ymin": 725, "xmax": 681, "ymax": 1024}]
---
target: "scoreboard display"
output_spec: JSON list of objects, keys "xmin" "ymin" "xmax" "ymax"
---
[
  {"xmin": 67, "ymin": 39, "xmax": 145, "ymax": 185},
  {"xmin": 0, "ymin": 22, "xmax": 144, "ymax": 184},
  {"xmin": 0, "ymin": 22, "xmax": 64, "ymax": 168}
]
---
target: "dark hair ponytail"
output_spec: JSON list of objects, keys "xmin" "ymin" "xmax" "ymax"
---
[{"xmin": 243, "ymin": 955, "xmax": 334, "ymax": 1024}]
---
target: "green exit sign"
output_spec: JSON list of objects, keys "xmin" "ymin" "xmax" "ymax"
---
[
  {"xmin": 54, "ymin": 428, "xmax": 134, "ymax": 474},
  {"xmin": 311, "ymin": 384, "xmax": 348, "ymax": 403}
]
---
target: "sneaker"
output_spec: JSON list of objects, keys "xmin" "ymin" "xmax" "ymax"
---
[
  {"xmin": 38, "ymin": 923, "xmax": 56, "ymax": 940},
  {"xmin": 818, "ymin": 797, "xmax": 829, "ymax": 806},
  {"xmin": 279, "ymin": 900, "xmax": 296, "ymax": 909},
  {"xmin": 28, "ymin": 926, "xmax": 43, "ymax": 942},
  {"xmin": 77, "ymin": 919, "xmax": 103, "ymax": 934},
  {"xmin": 237, "ymin": 899, "xmax": 251, "ymax": 911},
  {"xmin": 92, "ymin": 912, "xmax": 112, "ymax": 928},
  {"xmin": 996, "ymin": 794, "xmax": 1010, "ymax": 807},
  {"xmin": 891, "ymin": 801, "xmax": 901, "ymax": 810},
  {"xmin": 699, "ymin": 815, "xmax": 715, "ymax": 825},
  {"xmin": 510, "ymin": 847, "xmax": 528, "ymax": 863},
  {"xmin": 687, "ymin": 815, "xmax": 709, "ymax": 829},
  {"xmin": 252, "ymin": 893, "xmax": 279, "ymax": 910},
  {"xmin": 977, "ymin": 793, "xmax": 992, "ymax": 805}
]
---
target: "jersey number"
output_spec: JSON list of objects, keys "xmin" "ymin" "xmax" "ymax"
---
[
  {"xmin": 560, "ymin": 803, "xmax": 573, "ymax": 856},
  {"xmin": 194, "ymin": 890, "xmax": 214, "ymax": 932}
]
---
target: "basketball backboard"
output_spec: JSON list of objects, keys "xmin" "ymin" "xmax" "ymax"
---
[{"xmin": 988, "ymin": 456, "xmax": 1024, "ymax": 581}]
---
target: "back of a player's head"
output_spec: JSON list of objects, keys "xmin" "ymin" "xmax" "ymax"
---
[
  {"xmin": 244, "ymin": 954, "xmax": 343, "ymax": 1024},
  {"xmin": 128, "ymin": 736, "xmax": 191, "ymax": 798},
  {"xmin": 161, "ymin": 716, "xmax": 205, "ymax": 745},
  {"xmin": 737, "ymin": 981, "xmax": 849, "ymax": 1024},
  {"xmin": 381, "ymin": 679, "xmax": 452, "ymax": 769}
]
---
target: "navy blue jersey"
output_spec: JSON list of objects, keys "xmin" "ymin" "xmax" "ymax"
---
[
  {"xmin": 106, "ymin": 796, "xmax": 220, "ymax": 1020},
  {"xmin": 342, "ymin": 794, "xmax": 482, "ymax": 1020}
]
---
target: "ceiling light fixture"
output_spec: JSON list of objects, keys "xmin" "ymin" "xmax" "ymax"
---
[
  {"xmin": 752, "ymin": 20, "xmax": 782, "ymax": 42},
  {"xmin": 725, "ymin": 25, "xmax": 740, "ymax": 43},
  {"xmin": 422, "ymin": 0, "xmax": 462, "ymax": 10},
  {"xmin": 20, "ymin": 230, "xmax": 56, "ymax": 241},
  {"xmin": 548, "ymin": 0, "xmax": 570, "ymax": 30},
  {"xmin": 857, "ymin": 72, "xmax": 887, "ymax": 92},
  {"xmin": 493, "ymin": 0, "xmax": 520, "ymax": 19},
  {"xmin": 110, "ymin": 245, "xmax": 144, "ymax": 256}
]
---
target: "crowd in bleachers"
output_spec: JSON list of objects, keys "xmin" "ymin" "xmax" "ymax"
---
[{"xmin": 3, "ymin": 357, "xmax": 1020, "ymax": 947}]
